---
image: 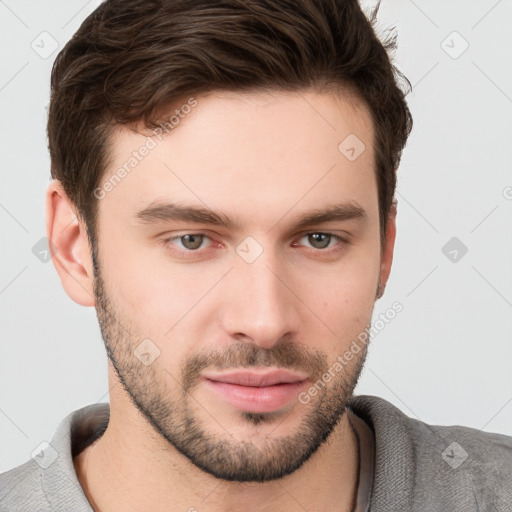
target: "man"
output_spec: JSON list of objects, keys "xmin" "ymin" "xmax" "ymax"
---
[{"xmin": 1, "ymin": 0, "xmax": 510, "ymax": 510}]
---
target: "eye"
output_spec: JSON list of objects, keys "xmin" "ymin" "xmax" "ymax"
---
[
  {"xmin": 294, "ymin": 232, "xmax": 347, "ymax": 251},
  {"xmin": 165, "ymin": 233, "xmax": 212, "ymax": 252},
  {"xmin": 162, "ymin": 231, "xmax": 348, "ymax": 257}
]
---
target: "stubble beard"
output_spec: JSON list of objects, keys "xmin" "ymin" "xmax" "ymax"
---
[{"xmin": 92, "ymin": 255, "xmax": 370, "ymax": 482}]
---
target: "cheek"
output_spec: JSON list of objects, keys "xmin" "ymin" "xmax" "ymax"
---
[
  {"xmin": 98, "ymin": 235, "xmax": 228, "ymax": 364},
  {"xmin": 95, "ymin": 224, "xmax": 173, "ymax": 332},
  {"xmin": 305, "ymin": 246, "xmax": 380, "ymax": 349},
  {"xmin": 313, "ymin": 277, "xmax": 375, "ymax": 336}
]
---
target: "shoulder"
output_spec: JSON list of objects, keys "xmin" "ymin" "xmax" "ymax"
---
[
  {"xmin": 408, "ymin": 412, "xmax": 512, "ymax": 511},
  {"xmin": 0, "ymin": 403, "xmax": 108, "ymax": 511},
  {"xmin": 0, "ymin": 459, "xmax": 51, "ymax": 510},
  {"xmin": 348, "ymin": 394, "xmax": 512, "ymax": 511},
  {"xmin": 349, "ymin": 393, "xmax": 512, "ymax": 463}
]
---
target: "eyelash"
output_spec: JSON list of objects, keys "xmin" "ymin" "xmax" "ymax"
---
[{"xmin": 163, "ymin": 232, "xmax": 349, "ymax": 256}]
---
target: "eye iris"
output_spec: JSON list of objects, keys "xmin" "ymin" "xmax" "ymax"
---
[
  {"xmin": 176, "ymin": 234, "xmax": 334, "ymax": 251},
  {"xmin": 181, "ymin": 234, "xmax": 203, "ymax": 250},
  {"xmin": 309, "ymin": 233, "xmax": 330, "ymax": 249}
]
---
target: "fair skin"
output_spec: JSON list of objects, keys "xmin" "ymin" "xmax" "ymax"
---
[{"xmin": 46, "ymin": 89, "xmax": 396, "ymax": 512}]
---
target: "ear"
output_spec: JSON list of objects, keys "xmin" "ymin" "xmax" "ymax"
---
[
  {"xmin": 376, "ymin": 199, "xmax": 397, "ymax": 299},
  {"xmin": 45, "ymin": 180, "xmax": 96, "ymax": 307}
]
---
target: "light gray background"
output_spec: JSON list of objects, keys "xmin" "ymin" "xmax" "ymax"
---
[{"xmin": 1, "ymin": 0, "xmax": 511, "ymax": 473}]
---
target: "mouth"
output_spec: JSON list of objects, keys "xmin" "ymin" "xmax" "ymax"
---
[{"xmin": 200, "ymin": 368, "xmax": 310, "ymax": 413}]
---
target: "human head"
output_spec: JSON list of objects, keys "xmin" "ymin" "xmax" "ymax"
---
[
  {"xmin": 47, "ymin": 0, "xmax": 412, "ymax": 254},
  {"xmin": 46, "ymin": 0, "xmax": 412, "ymax": 484}
]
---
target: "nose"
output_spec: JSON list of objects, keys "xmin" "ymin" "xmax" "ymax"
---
[{"xmin": 219, "ymin": 251, "xmax": 301, "ymax": 350}]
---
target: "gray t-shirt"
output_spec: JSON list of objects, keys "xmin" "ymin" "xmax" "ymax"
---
[{"xmin": 1, "ymin": 395, "xmax": 511, "ymax": 511}]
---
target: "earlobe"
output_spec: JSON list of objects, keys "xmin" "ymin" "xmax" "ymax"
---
[
  {"xmin": 45, "ymin": 180, "xmax": 96, "ymax": 307},
  {"xmin": 376, "ymin": 199, "xmax": 397, "ymax": 300}
]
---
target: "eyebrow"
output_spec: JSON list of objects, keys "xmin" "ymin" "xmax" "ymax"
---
[{"xmin": 135, "ymin": 201, "xmax": 367, "ymax": 231}]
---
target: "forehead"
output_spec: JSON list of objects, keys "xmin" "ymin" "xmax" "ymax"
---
[{"xmin": 98, "ymin": 89, "xmax": 377, "ymax": 230}]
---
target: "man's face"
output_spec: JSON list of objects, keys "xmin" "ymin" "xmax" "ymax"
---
[{"xmin": 92, "ymin": 90, "xmax": 385, "ymax": 482}]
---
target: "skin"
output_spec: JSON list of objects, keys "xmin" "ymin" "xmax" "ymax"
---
[{"xmin": 46, "ymin": 89, "xmax": 396, "ymax": 512}]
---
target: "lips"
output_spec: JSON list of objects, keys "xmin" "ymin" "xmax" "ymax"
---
[
  {"xmin": 200, "ymin": 369, "xmax": 310, "ymax": 413},
  {"xmin": 202, "ymin": 369, "xmax": 309, "ymax": 387}
]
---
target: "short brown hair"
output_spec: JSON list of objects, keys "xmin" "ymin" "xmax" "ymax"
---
[{"xmin": 48, "ymin": 0, "xmax": 412, "ymax": 249}]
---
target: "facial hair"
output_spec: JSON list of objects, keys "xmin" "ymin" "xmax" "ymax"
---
[{"xmin": 92, "ymin": 251, "xmax": 370, "ymax": 482}]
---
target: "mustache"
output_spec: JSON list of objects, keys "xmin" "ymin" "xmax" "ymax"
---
[{"xmin": 181, "ymin": 340, "xmax": 328, "ymax": 392}]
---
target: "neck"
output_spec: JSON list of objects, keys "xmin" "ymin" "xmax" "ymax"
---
[{"xmin": 74, "ymin": 377, "xmax": 359, "ymax": 512}]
